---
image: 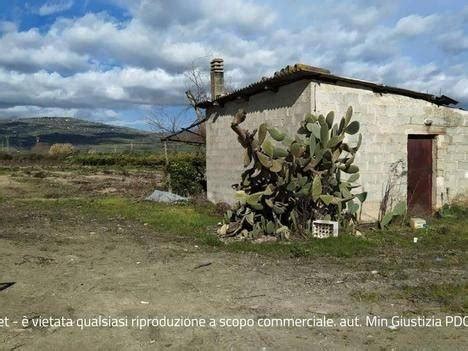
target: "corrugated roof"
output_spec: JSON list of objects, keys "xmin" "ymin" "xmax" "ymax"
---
[{"xmin": 196, "ymin": 64, "xmax": 458, "ymax": 108}]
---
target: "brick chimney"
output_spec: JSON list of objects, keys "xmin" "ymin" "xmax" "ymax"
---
[{"xmin": 210, "ymin": 58, "xmax": 224, "ymax": 100}]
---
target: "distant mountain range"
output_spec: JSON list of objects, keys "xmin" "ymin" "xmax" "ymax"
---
[{"xmin": 0, "ymin": 117, "xmax": 160, "ymax": 150}]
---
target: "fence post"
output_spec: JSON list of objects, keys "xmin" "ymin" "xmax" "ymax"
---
[{"xmin": 164, "ymin": 141, "xmax": 172, "ymax": 192}]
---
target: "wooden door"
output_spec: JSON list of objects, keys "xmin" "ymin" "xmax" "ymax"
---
[{"xmin": 407, "ymin": 135, "xmax": 433, "ymax": 214}]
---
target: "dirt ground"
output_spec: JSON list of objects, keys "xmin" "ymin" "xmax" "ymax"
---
[{"xmin": 0, "ymin": 165, "xmax": 466, "ymax": 350}]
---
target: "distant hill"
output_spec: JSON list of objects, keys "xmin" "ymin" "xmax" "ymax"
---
[{"xmin": 0, "ymin": 117, "xmax": 160, "ymax": 151}]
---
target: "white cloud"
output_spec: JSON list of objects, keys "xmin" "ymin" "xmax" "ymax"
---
[
  {"xmin": 0, "ymin": 105, "xmax": 77, "ymax": 118},
  {"xmin": 0, "ymin": 21, "xmax": 17, "ymax": 33},
  {"xmin": 437, "ymin": 29, "xmax": 468, "ymax": 54},
  {"xmin": 0, "ymin": 0, "xmax": 467, "ymax": 124},
  {"xmin": 133, "ymin": 0, "xmax": 275, "ymax": 31},
  {"xmin": 38, "ymin": 0, "xmax": 74, "ymax": 16},
  {"xmin": 0, "ymin": 66, "xmax": 186, "ymax": 110},
  {"xmin": 394, "ymin": 14, "xmax": 439, "ymax": 36},
  {"xmin": 341, "ymin": 57, "xmax": 468, "ymax": 105},
  {"xmin": 0, "ymin": 28, "xmax": 90, "ymax": 73},
  {"xmin": 351, "ymin": 6, "xmax": 381, "ymax": 27}
]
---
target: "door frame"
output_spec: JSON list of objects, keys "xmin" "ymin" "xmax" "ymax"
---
[{"xmin": 407, "ymin": 134, "xmax": 437, "ymax": 214}]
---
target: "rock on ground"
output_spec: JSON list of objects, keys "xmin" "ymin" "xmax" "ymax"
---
[{"xmin": 145, "ymin": 189, "xmax": 188, "ymax": 203}]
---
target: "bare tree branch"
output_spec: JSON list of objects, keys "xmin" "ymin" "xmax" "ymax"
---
[
  {"xmin": 147, "ymin": 60, "xmax": 210, "ymax": 143},
  {"xmin": 146, "ymin": 105, "xmax": 190, "ymax": 134},
  {"xmin": 184, "ymin": 62, "xmax": 209, "ymax": 103}
]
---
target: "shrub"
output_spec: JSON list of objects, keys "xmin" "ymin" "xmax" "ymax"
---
[
  {"xmin": 0, "ymin": 151, "xmax": 47, "ymax": 163},
  {"xmin": 215, "ymin": 202, "xmax": 232, "ymax": 216},
  {"xmin": 0, "ymin": 152, "xmax": 13, "ymax": 160},
  {"xmin": 49, "ymin": 143, "xmax": 75, "ymax": 157},
  {"xmin": 437, "ymin": 203, "xmax": 468, "ymax": 220},
  {"xmin": 166, "ymin": 153, "xmax": 206, "ymax": 196},
  {"xmin": 68, "ymin": 152, "xmax": 167, "ymax": 167}
]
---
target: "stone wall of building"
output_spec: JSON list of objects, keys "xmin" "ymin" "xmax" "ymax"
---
[
  {"xmin": 205, "ymin": 80, "xmax": 468, "ymax": 220},
  {"xmin": 205, "ymin": 79, "xmax": 312, "ymax": 205}
]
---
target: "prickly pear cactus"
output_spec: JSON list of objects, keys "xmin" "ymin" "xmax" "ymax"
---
[{"xmin": 219, "ymin": 107, "xmax": 367, "ymax": 240}]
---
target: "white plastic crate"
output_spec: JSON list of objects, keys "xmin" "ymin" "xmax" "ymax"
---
[{"xmin": 312, "ymin": 220, "xmax": 339, "ymax": 238}]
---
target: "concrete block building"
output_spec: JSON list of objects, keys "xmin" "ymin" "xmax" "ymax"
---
[{"xmin": 197, "ymin": 58, "xmax": 468, "ymax": 220}]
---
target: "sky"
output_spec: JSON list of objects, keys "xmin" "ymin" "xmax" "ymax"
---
[{"xmin": 0, "ymin": 0, "xmax": 467, "ymax": 130}]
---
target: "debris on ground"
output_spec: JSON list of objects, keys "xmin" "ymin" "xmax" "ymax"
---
[
  {"xmin": 193, "ymin": 262, "xmax": 212, "ymax": 270},
  {"xmin": 16, "ymin": 255, "xmax": 55, "ymax": 266},
  {"xmin": 0, "ymin": 282, "xmax": 15, "ymax": 292},
  {"xmin": 254, "ymin": 235, "xmax": 278, "ymax": 243},
  {"xmin": 410, "ymin": 217, "xmax": 427, "ymax": 229},
  {"xmin": 145, "ymin": 190, "xmax": 188, "ymax": 203}
]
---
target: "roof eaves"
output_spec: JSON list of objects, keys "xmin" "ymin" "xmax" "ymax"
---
[{"xmin": 196, "ymin": 64, "xmax": 458, "ymax": 108}]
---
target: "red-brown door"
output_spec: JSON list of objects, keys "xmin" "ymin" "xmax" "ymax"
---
[{"xmin": 407, "ymin": 135, "xmax": 433, "ymax": 215}]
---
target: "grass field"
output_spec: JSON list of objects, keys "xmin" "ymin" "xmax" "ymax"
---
[{"xmin": 0, "ymin": 161, "xmax": 467, "ymax": 349}]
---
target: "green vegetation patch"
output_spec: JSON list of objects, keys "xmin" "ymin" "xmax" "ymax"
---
[
  {"xmin": 67, "ymin": 151, "xmax": 204, "ymax": 167},
  {"xmin": 16, "ymin": 195, "xmax": 375, "ymax": 257},
  {"xmin": 0, "ymin": 117, "xmax": 158, "ymax": 150},
  {"xmin": 224, "ymin": 235, "xmax": 376, "ymax": 257},
  {"xmin": 350, "ymin": 291, "xmax": 386, "ymax": 303},
  {"xmin": 397, "ymin": 283, "xmax": 468, "ymax": 313},
  {"xmin": 4, "ymin": 163, "xmax": 467, "ymax": 261},
  {"xmin": 57, "ymin": 196, "xmax": 376, "ymax": 257},
  {"xmin": 350, "ymin": 282, "xmax": 468, "ymax": 313},
  {"xmin": 88, "ymin": 197, "xmax": 219, "ymax": 237},
  {"xmin": 12, "ymin": 194, "xmax": 467, "ymax": 260}
]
